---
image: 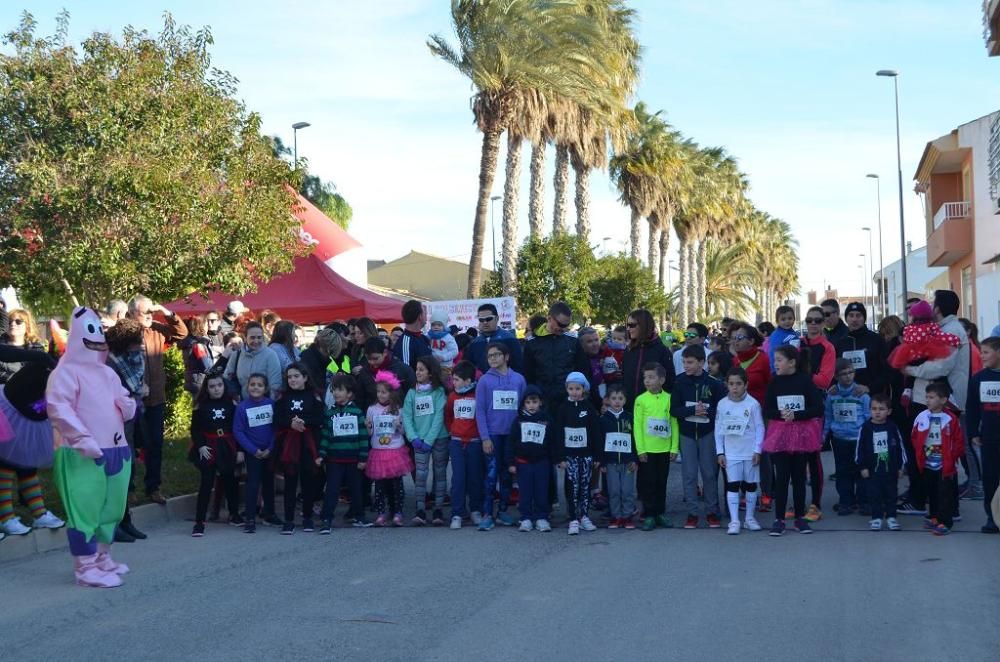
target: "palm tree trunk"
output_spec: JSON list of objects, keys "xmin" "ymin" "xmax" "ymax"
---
[
  {"xmin": 467, "ymin": 128, "xmax": 502, "ymax": 298},
  {"xmin": 573, "ymin": 160, "xmax": 591, "ymax": 242},
  {"xmin": 658, "ymin": 226, "xmax": 669, "ymax": 290},
  {"xmin": 552, "ymin": 143, "xmax": 569, "ymax": 235},
  {"xmin": 630, "ymin": 207, "xmax": 642, "ymax": 260},
  {"xmin": 648, "ymin": 215, "xmax": 660, "ymax": 275},
  {"xmin": 697, "ymin": 239, "xmax": 708, "ymax": 319},
  {"xmin": 677, "ymin": 237, "xmax": 688, "ymax": 328},
  {"xmin": 501, "ymin": 132, "xmax": 522, "ymax": 296},
  {"xmin": 528, "ymin": 142, "xmax": 545, "ymax": 238},
  {"xmin": 686, "ymin": 241, "xmax": 698, "ymax": 324}
]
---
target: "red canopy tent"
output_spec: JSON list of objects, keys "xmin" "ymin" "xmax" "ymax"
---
[{"xmin": 164, "ymin": 254, "xmax": 402, "ymax": 324}]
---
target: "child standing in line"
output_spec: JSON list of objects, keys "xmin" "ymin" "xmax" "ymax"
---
[
  {"xmin": 189, "ymin": 374, "xmax": 241, "ymax": 537},
  {"xmin": 553, "ymin": 372, "xmax": 602, "ymax": 535},
  {"xmin": 403, "ymin": 355, "xmax": 449, "ymax": 526},
  {"xmin": 445, "ymin": 361, "xmax": 483, "ymax": 529},
  {"xmin": 505, "ymin": 386, "xmax": 555, "ymax": 532},
  {"xmin": 767, "ymin": 305, "xmax": 801, "ymax": 373},
  {"xmin": 634, "ymin": 363, "xmax": 680, "ymax": 531},
  {"xmin": 317, "ymin": 373, "xmax": 370, "ymax": 533},
  {"xmin": 824, "ymin": 358, "xmax": 871, "ymax": 518},
  {"xmin": 715, "ymin": 367, "xmax": 765, "ymax": 534},
  {"xmin": 599, "ymin": 384, "xmax": 637, "ymax": 529},
  {"xmin": 273, "ymin": 363, "xmax": 325, "ymax": 534},
  {"xmin": 856, "ymin": 394, "xmax": 906, "ymax": 531},
  {"xmin": 366, "ymin": 371, "xmax": 413, "ymax": 527},
  {"xmin": 233, "ymin": 373, "xmax": 279, "ymax": 534},
  {"xmin": 707, "ymin": 351, "xmax": 734, "ymax": 380},
  {"xmin": 912, "ymin": 382, "xmax": 965, "ymax": 536},
  {"xmin": 966, "ymin": 336, "xmax": 1000, "ymax": 534}
]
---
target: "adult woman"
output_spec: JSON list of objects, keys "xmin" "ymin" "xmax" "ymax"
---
[
  {"xmin": 179, "ymin": 316, "xmax": 216, "ymax": 395},
  {"xmin": 801, "ymin": 306, "xmax": 835, "ymax": 390},
  {"xmin": 0, "ymin": 308, "xmax": 46, "ymax": 384},
  {"xmin": 269, "ymin": 320, "xmax": 301, "ymax": 372},
  {"xmin": 350, "ymin": 317, "xmax": 379, "ymax": 373},
  {"xmin": 222, "ymin": 322, "xmax": 282, "ymax": 400},
  {"xmin": 621, "ymin": 309, "xmax": 674, "ymax": 408},
  {"xmin": 259, "ymin": 310, "xmax": 281, "ymax": 339},
  {"xmin": 299, "ymin": 327, "xmax": 342, "ymax": 398}
]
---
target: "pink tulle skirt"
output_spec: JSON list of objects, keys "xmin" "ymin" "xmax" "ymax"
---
[
  {"xmin": 0, "ymin": 407, "xmax": 11, "ymax": 443},
  {"xmin": 762, "ymin": 418, "xmax": 822, "ymax": 454},
  {"xmin": 0, "ymin": 391, "xmax": 55, "ymax": 468},
  {"xmin": 366, "ymin": 446, "xmax": 414, "ymax": 480}
]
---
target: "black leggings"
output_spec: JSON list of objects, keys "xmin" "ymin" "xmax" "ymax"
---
[
  {"xmin": 725, "ymin": 481, "xmax": 758, "ymax": 493},
  {"xmin": 772, "ymin": 452, "xmax": 807, "ymax": 520},
  {"xmin": 283, "ymin": 460, "xmax": 318, "ymax": 523},
  {"xmin": 195, "ymin": 465, "xmax": 239, "ymax": 523},
  {"xmin": 806, "ymin": 452, "xmax": 823, "ymax": 507},
  {"xmin": 375, "ymin": 478, "xmax": 404, "ymax": 515}
]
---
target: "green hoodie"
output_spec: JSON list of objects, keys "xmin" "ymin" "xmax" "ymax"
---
[{"xmin": 402, "ymin": 386, "xmax": 447, "ymax": 442}]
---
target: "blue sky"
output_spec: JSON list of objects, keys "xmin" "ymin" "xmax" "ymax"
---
[{"xmin": 3, "ymin": 1, "xmax": 999, "ymax": 303}]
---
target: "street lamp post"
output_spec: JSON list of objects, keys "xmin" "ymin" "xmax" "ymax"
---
[
  {"xmin": 876, "ymin": 70, "xmax": 908, "ymax": 321},
  {"xmin": 858, "ymin": 253, "xmax": 868, "ymax": 315},
  {"xmin": 292, "ymin": 121, "xmax": 311, "ymax": 166},
  {"xmin": 490, "ymin": 195, "xmax": 502, "ymax": 272},
  {"xmin": 861, "ymin": 227, "xmax": 875, "ymax": 324},
  {"xmin": 866, "ymin": 173, "xmax": 886, "ymax": 320}
]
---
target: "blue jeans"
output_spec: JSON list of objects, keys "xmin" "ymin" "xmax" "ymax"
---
[
  {"xmin": 484, "ymin": 434, "xmax": 512, "ymax": 516},
  {"xmin": 516, "ymin": 460, "xmax": 550, "ymax": 521},
  {"xmin": 449, "ymin": 439, "xmax": 484, "ymax": 518},
  {"xmin": 244, "ymin": 453, "xmax": 275, "ymax": 521},
  {"xmin": 139, "ymin": 403, "xmax": 165, "ymax": 494}
]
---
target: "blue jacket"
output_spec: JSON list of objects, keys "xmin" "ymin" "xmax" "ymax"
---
[
  {"xmin": 475, "ymin": 367, "xmax": 527, "ymax": 440},
  {"xmin": 823, "ymin": 383, "xmax": 870, "ymax": 441},
  {"xmin": 767, "ymin": 326, "xmax": 801, "ymax": 373},
  {"xmin": 464, "ymin": 328, "xmax": 523, "ymax": 374},
  {"xmin": 233, "ymin": 396, "xmax": 275, "ymax": 453},
  {"xmin": 393, "ymin": 329, "xmax": 432, "ymax": 370},
  {"xmin": 670, "ymin": 371, "xmax": 727, "ymax": 439}
]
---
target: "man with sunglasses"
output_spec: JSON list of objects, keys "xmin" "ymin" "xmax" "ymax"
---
[
  {"xmin": 523, "ymin": 301, "xmax": 578, "ymax": 410},
  {"xmin": 821, "ymin": 299, "xmax": 849, "ymax": 345},
  {"xmin": 463, "ymin": 303, "xmax": 522, "ymax": 373}
]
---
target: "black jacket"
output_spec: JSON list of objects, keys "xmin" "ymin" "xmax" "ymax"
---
[
  {"xmin": 299, "ymin": 345, "xmax": 329, "ymax": 396},
  {"xmin": 598, "ymin": 409, "xmax": 637, "ymax": 464},
  {"xmin": 855, "ymin": 420, "xmax": 906, "ymax": 475},
  {"xmin": 0, "ymin": 340, "xmax": 47, "ymax": 384},
  {"xmin": 506, "ymin": 408, "xmax": 557, "ymax": 465},
  {"xmin": 188, "ymin": 398, "xmax": 239, "ymax": 471},
  {"xmin": 621, "ymin": 337, "xmax": 675, "ymax": 408},
  {"xmin": 835, "ymin": 327, "xmax": 888, "ymax": 395},
  {"xmin": 552, "ymin": 398, "xmax": 602, "ymax": 461},
  {"xmin": 670, "ymin": 371, "xmax": 727, "ymax": 438},
  {"xmin": 522, "ymin": 332, "xmax": 581, "ymax": 406},
  {"xmin": 763, "ymin": 372, "xmax": 824, "ymax": 421},
  {"xmin": 824, "ymin": 319, "xmax": 849, "ymax": 346}
]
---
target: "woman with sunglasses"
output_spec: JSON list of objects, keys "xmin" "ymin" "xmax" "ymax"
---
[
  {"xmin": 799, "ymin": 306, "xmax": 836, "ymax": 522},
  {"xmin": 0, "ymin": 309, "xmax": 47, "ymax": 385},
  {"xmin": 621, "ymin": 309, "xmax": 674, "ymax": 409}
]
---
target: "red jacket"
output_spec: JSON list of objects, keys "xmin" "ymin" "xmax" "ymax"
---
[
  {"xmin": 600, "ymin": 343, "xmax": 624, "ymax": 383},
  {"xmin": 445, "ymin": 391, "xmax": 479, "ymax": 443},
  {"xmin": 801, "ymin": 334, "xmax": 836, "ymax": 390},
  {"xmin": 733, "ymin": 348, "xmax": 771, "ymax": 405},
  {"xmin": 911, "ymin": 409, "xmax": 965, "ymax": 477}
]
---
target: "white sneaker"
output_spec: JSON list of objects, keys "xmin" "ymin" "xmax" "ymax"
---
[
  {"xmin": 32, "ymin": 511, "xmax": 65, "ymax": 529},
  {"xmin": 449, "ymin": 516, "xmax": 462, "ymax": 530},
  {"xmin": 470, "ymin": 511, "xmax": 482, "ymax": 525},
  {"xmin": 568, "ymin": 519, "xmax": 580, "ymax": 535},
  {"xmin": 580, "ymin": 516, "xmax": 597, "ymax": 532},
  {"xmin": 887, "ymin": 517, "xmax": 901, "ymax": 531},
  {"xmin": 1, "ymin": 516, "xmax": 31, "ymax": 536},
  {"xmin": 869, "ymin": 518, "xmax": 882, "ymax": 531},
  {"xmin": 727, "ymin": 520, "xmax": 741, "ymax": 535},
  {"xmin": 535, "ymin": 519, "xmax": 552, "ymax": 532},
  {"xmin": 743, "ymin": 517, "xmax": 762, "ymax": 531},
  {"xmin": 518, "ymin": 519, "xmax": 533, "ymax": 532}
]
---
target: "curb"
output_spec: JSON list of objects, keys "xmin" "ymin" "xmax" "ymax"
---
[{"xmin": 0, "ymin": 493, "xmax": 198, "ymax": 564}]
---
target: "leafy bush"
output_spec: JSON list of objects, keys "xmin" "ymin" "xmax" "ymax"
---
[{"xmin": 163, "ymin": 345, "xmax": 192, "ymax": 438}]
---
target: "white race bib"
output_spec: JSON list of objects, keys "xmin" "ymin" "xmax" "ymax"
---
[
  {"xmin": 492, "ymin": 390, "xmax": 518, "ymax": 411},
  {"xmin": 374, "ymin": 415, "xmax": 397, "ymax": 438},
  {"xmin": 564, "ymin": 427, "xmax": 588, "ymax": 449},
  {"xmin": 415, "ymin": 395, "xmax": 434, "ymax": 417},
  {"xmin": 842, "ymin": 349, "xmax": 867, "ymax": 370},
  {"xmin": 453, "ymin": 399, "xmax": 476, "ymax": 419},
  {"xmin": 777, "ymin": 395, "xmax": 805, "ymax": 412},
  {"xmin": 833, "ymin": 402, "xmax": 858, "ymax": 423},
  {"xmin": 685, "ymin": 400, "xmax": 710, "ymax": 424},
  {"xmin": 721, "ymin": 414, "xmax": 748, "ymax": 436},
  {"xmin": 645, "ymin": 417, "xmax": 670, "ymax": 438},
  {"xmin": 980, "ymin": 382, "xmax": 1000, "ymax": 404},
  {"xmin": 246, "ymin": 405, "xmax": 273, "ymax": 428},
  {"xmin": 332, "ymin": 415, "xmax": 359, "ymax": 437},
  {"xmin": 521, "ymin": 422, "xmax": 546, "ymax": 444},
  {"xmin": 873, "ymin": 431, "xmax": 888, "ymax": 455},
  {"xmin": 604, "ymin": 432, "xmax": 631, "ymax": 454},
  {"xmin": 601, "ymin": 356, "xmax": 619, "ymax": 374}
]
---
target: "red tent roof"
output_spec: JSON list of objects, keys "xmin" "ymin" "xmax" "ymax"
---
[
  {"xmin": 293, "ymin": 193, "xmax": 361, "ymax": 262},
  {"xmin": 165, "ymin": 254, "xmax": 402, "ymax": 324}
]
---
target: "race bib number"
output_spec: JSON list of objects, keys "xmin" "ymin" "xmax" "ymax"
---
[
  {"xmin": 685, "ymin": 400, "xmax": 710, "ymax": 424},
  {"xmin": 777, "ymin": 395, "xmax": 805, "ymax": 412},
  {"xmin": 602, "ymin": 356, "xmax": 619, "ymax": 374},
  {"xmin": 564, "ymin": 427, "xmax": 588, "ymax": 449},
  {"xmin": 604, "ymin": 432, "xmax": 631, "ymax": 454},
  {"xmin": 415, "ymin": 395, "xmax": 434, "ymax": 417},
  {"xmin": 873, "ymin": 431, "xmax": 888, "ymax": 455},
  {"xmin": 374, "ymin": 415, "xmax": 397, "ymax": 438},
  {"xmin": 246, "ymin": 405, "xmax": 273, "ymax": 428},
  {"xmin": 980, "ymin": 382, "xmax": 1000, "ymax": 403},
  {"xmin": 453, "ymin": 399, "xmax": 476, "ymax": 419},
  {"xmin": 492, "ymin": 390, "xmax": 518, "ymax": 411},
  {"xmin": 721, "ymin": 414, "xmax": 748, "ymax": 436},
  {"xmin": 521, "ymin": 422, "xmax": 546, "ymax": 444},
  {"xmin": 842, "ymin": 350, "xmax": 867, "ymax": 370},
  {"xmin": 645, "ymin": 417, "xmax": 670, "ymax": 438},
  {"xmin": 332, "ymin": 416, "xmax": 359, "ymax": 437},
  {"xmin": 833, "ymin": 402, "xmax": 858, "ymax": 423}
]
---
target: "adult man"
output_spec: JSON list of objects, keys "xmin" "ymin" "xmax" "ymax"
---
[
  {"xmin": 129, "ymin": 295, "xmax": 188, "ymax": 504},
  {"xmin": 463, "ymin": 303, "xmax": 523, "ymax": 373},
  {"xmin": 218, "ymin": 301, "xmax": 245, "ymax": 336},
  {"xmin": 673, "ymin": 322, "xmax": 709, "ymax": 375},
  {"xmin": 392, "ymin": 299, "xmax": 432, "ymax": 370},
  {"xmin": 575, "ymin": 327, "xmax": 613, "ymax": 407},
  {"xmin": 522, "ymin": 301, "xmax": 579, "ymax": 410},
  {"xmin": 834, "ymin": 302, "xmax": 888, "ymax": 395},
  {"xmin": 821, "ymin": 299, "xmax": 849, "ymax": 346},
  {"xmin": 358, "ymin": 337, "xmax": 416, "ymax": 409}
]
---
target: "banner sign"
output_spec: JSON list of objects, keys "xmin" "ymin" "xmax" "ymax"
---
[{"xmin": 423, "ymin": 297, "xmax": 517, "ymax": 332}]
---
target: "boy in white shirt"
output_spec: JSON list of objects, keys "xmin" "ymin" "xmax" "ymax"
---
[{"xmin": 715, "ymin": 367, "xmax": 766, "ymax": 534}]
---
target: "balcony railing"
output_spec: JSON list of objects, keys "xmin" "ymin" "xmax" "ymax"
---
[{"xmin": 933, "ymin": 201, "xmax": 971, "ymax": 228}]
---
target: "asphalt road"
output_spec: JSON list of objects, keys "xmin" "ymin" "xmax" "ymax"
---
[{"xmin": 4, "ymin": 451, "xmax": 999, "ymax": 662}]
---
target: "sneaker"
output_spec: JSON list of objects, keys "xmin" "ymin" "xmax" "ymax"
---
[
  {"xmin": 392, "ymin": 513, "xmax": 404, "ymax": 527},
  {"xmin": 769, "ymin": 519, "xmax": 785, "ymax": 537},
  {"xmin": 301, "ymin": 518, "xmax": 315, "ymax": 532},
  {"xmin": 952, "ymin": 512, "xmax": 962, "ymax": 522},
  {"xmin": 794, "ymin": 519, "xmax": 812, "ymax": 534},
  {"xmin": 148, "ymin": 490, "xmax": 167, "ymax": 505},
  {"xmin": 897, "ymin": 500, "xmax": 927, "ymax": 516},
  {"xmin": 351, "ymin": 518, "xmax": 373, "ymax": 528},
  {"xmin": 191, "ymin": 522, "xmax": 205, "ymax": 537},
  {"xmin": 261, "ymin": 514, "xmax": 283, "ymax": 527},
  {"xmin": 374, "ymin": 515, "xmax": 388, "ymax": 527},
  {"xmin": 758, "ymin": 495, "xmax": 773, "ymax": 512},
  {"xmin": 568, "ymin": 519, "xmax": 580, "ymax": 535},
  {"xmin": 922, "ymin": 517, "xmax": 938, "ymax": 530},
  {"xmin": 804, "ymin": 505, "xmax": 822, "ymax": 522},
  {"xmin": 580, "ymin": 516, "xmax": 597, "ymax": 532},
  {"xmin": 970, "ymin": 485, "xmax": 986, "ymax": 500},
  {"xmin": 32, "ymin": 511, "xmax": 65, "ymax": 529},
  {"xmin": 655, "ymin": 515, "xmax": 673, "ymax": 529},
  {"xmin": 981, "ymin": 521, "xmax": 1000, "ymax": 534},
  {"xmin": 0, "ymin": 517, "xmax": 30, "ymax": 536},
  {"xmin": 641, "ymin": 517, "xmax": 656, "ymax": 532},
  {"xmin": 744, "ymin": 517, "xmax": 762, "ymax": 531},
  {"xmin": 727, "ymin": 520, "xmax": 741, "ymax": 535},
  {"xmin": 243, "ymin": 522, "xmax": 256, "ymax": 534},
  {"xmin": 684, "ymin": 515, "xmax": 699, "ymax": 529},
  {"xmin": 623, "ymin": 518, "xmax": 636, "ymax": 530},
  {"xmin": 518, "ymin": 519, "xmax": 533, "ymax": 532},
  {"xmin": 450, "ymin": 516, "xmax": 462, "ymax": 530},
  {"xmin": 608, "ymin": 518, "xmax": 621, "ymax": 530},
  {"xmin": 931, "ymin": 523, "xmax": 951, "ymax": 536},
  {"xmin": 431, "ymin": 509, "xmax": 445, "ymax": 526},
  {"xmin": 869, "ymin": 518, "xmax": 882, "ymax": 531},
  {"xmin": 412, "ymin": 510, "xmax": 427, "ymax": 526},
  {"xmin": 478, "ymin": 516, "xmax": 495, "ymax": 531},
  {"xmin": 706, "ymin": 513, "xmax": 722, "ymax": 529},
  {"xmin": 496, "ymin": 511, "xmax": 515, "ymax": 527},
  {"xmin": 887, "ymin": 517, "xmax": 901, "ymax": 531},
  {"xmin": 228, "ymin": 514, "xmax": 244, "ymax": 527},
  {"xmin": 471, "ymin": 511, "xmax": 483, "ymax": 525},
  {"xmin": 281, "ymin": 523, "xmax": 295, "ymax": 535},
  {"xmin": 319, "ymin": 520, "xmax": 333, "ymax": 534},
  {"xmin": 536, "ymin": 519, "xmax": 552, "ymax": 532},
  {"xmin": 784, "ymin": 508, "xmax": 795, "ymax": 520}
]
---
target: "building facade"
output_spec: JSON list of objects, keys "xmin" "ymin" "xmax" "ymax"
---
[{"xmin": 872, "ymin": 245, "xmax": 945, "ymax": 318}]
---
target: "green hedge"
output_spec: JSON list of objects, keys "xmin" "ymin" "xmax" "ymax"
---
[{"xmin": 163, "ymin": 344, "xmax": 193, "ymax": 438}]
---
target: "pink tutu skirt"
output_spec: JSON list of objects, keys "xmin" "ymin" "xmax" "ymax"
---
[
  {"xmin": 366, "ymin": 446, "xmax": 414, "ymax": 480},
  {"xmin": 0, "ymin": 407, "xmax": 11, "ymax": 443},
  {"xmin": 762, "ymin": 418, "xmax": 822, "ymax": 454},
  {"xmin": 0, "ymin": 390, "xmax": 54, "ymax": 468}
]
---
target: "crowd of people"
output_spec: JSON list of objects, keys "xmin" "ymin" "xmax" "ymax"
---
[{"xmin": 0, "ymin": 289, "xmax": 997, "ymax": 546}]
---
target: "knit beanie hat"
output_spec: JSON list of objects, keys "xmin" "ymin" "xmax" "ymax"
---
[
  {"xmin": 565, "ymin": 371, "xmax": 590, "ymax": 391},
  {"xmin": 844, "ymin": 301, "xmax": 867, "ymax": 321},
  {"xmin": 910, "ymin": 300, "xmax": 933, "ymax": 321},
  {"xmin": 431, "ymin": 311, "xmax": 449, "ymax": 326}
]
